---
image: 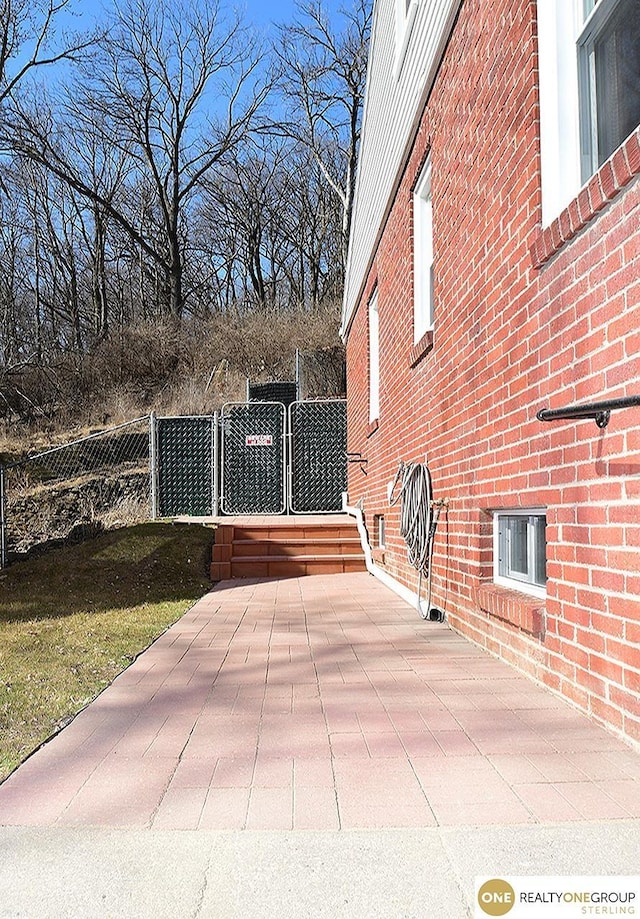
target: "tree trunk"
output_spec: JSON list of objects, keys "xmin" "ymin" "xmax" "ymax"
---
[{"xmin": 93, "ymin": 209, "xmax": 109, "ymax": 340}]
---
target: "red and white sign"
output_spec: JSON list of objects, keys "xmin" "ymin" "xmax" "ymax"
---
[{"xmin": 245, "ymin": 434, "xmax": 273, "ymax": 446}]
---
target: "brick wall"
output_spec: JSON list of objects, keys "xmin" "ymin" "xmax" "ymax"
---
[{"xmin": 345, "ymin": 0, "xmax": 640, "ymax": 743}]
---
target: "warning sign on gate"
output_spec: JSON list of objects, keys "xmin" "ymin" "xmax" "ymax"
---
[{"xmin": 245, "ymin": 434, "xmax": 273, "ymax": 446}]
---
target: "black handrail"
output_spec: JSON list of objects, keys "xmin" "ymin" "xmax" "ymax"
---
[
  {"xmin": 536, "ymin": 395, "xmax": 640, "ymax": 428},
  {"xmin": 346, "ymin": 451, "xmax": 368, "ymax": 475}
]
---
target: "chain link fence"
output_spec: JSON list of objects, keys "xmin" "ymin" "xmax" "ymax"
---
[
  {"xmin": 220, "ymin": 402, "xmax": 287, "ymax": 515},
  {"xmin": 0, "ymin": 398, "xmax": 349, "ymax": 567},
  {"xmin": 289, "ymin": 400, "xmax": 347, "ymax": 513},
  {"xmin": 0, "ymin": 416, "xmax": 151, "ymax": 567},
  {"xmin": 296, "ymin": 347, "xmax": 346, "ymax": 400},
  {"xmin": 153, "ymin": 415, "xmax": 218, "ymax": 518}
]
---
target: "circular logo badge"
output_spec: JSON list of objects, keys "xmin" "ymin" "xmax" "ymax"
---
[{"xmin": 477, "ymin": 879, "xmax": 516, "ymax": 916}]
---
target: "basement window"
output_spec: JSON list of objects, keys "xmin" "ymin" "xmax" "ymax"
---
[{"xmin": 494, "ymin": 510, "xmax": 547, "ymax": 599}]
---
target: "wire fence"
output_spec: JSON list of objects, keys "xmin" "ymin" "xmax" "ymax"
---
[
  {"xmin": 0, "ymin": 416, "xmax": 151, "ymax": 567},
  {"xmin": 0, "ymin": 397, "xmax": 349, "ymax": 568}
]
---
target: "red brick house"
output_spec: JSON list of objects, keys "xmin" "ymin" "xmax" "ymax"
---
[{"xmin": 341, "ymin": 0, "xmax": 640, "ymax": 743}]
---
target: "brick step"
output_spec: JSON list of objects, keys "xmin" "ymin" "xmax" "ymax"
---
[
  {"xmin": 229, "ymin": 555, "xmax": 367, "ymax": 579},
  {"xmin": 232, "ymin": 525, "xmax": 359, "ymax": 541},
  {"xmin": 210, "ymin": 519, "xmax": 366, "ymax": 581},
  {"xmin": 231, "ymin": 538, "xmax": 363, "ymax": 558}
]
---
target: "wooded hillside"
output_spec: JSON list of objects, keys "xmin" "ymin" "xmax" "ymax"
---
[{"xmin": 0, "ymin": 0, "xmax": 371, "ymax": 436}]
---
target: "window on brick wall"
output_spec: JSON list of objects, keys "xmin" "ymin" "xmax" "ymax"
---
[
  {"xmin": 368, "ymin": 290, "xmax": 380, "ymax": 423},
  {"xmin": 578, "ymin": 0, "xmax": 640, "ymax": 178},
  {"xmin": 494, "ymin": 509, "xmax": 547, "ymax": 599},
  {"xmin": 413, "ymin": 157, "xmax": 434, "ymax": 344},
  {"xmin": 537, "ymin": 0, "xmax": 640, "ymax": 225}
]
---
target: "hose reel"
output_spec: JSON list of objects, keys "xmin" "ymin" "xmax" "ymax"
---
[{"xmin": 388, "ymin": 461, "xmax": 447, "ymax": 621}]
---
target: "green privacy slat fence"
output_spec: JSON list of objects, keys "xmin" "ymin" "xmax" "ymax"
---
[
  {"xmin": 153, "ymin": 401, "xmax": 347, "ymax": 519},
  {"xmin": 0, "ymin": 401, "xmax": 351, "ymax": 567},
  {"xmin": 248, "ymin": 380, "xmax": 298, "ymax": 407},
  {"xmin": 221, "ymin": 402, "xmax": 286, "ymax": 515},
  {"xmin": 289, "ymin": 400, "xmax": 347, "ymax": 514},
  {"xmin": 156, "ymin": 416, "xmax": 215, "ymax": 517}
]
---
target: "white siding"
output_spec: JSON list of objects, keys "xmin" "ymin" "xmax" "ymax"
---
[{"xmin": 341, "ymin": 0, "xmax": 462, "ymax": 337}]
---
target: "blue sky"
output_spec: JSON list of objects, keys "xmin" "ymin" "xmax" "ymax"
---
[{"xmin": 65, "ymin": 0, "xmax": 346, "ymax": 36}]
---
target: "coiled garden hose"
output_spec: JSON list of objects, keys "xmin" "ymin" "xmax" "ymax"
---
[{"xmin": 389, "ymin": 461, "xmax": 446, "ymax": 620}]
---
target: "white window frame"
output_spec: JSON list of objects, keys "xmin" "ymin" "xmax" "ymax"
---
[
  {"xmin": 413, "ymin": 158, "xmax": 434, "ymax": 344},
  {"xmin": 577, "ymin": 0, "xmax": 640, "ymax": 180},
  {"xmin": 537, "ymin": 0, "xmax": 640, "ymax": 226},
  {"xmin": 374, "ymin": 514, "xmax": 386, "ymax": 548},
  {"xmin": 394, "ymin": 0, "xmax": 418, "ymax": 78},
  {"xmin": 368, "ymin": 290, "xmax": 380, "ymax": 423},
  {"xmin": 493, "ymin": 508, "xmax": 547, "ymax": 600},
  {"xmin": 537, "ymin": 0, "xmax": 583, "ymax": 225}
]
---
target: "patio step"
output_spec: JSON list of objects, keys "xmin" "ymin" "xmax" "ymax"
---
[
  {"xmin": 210, "ymin": 520, "xmax": 367, "ymax": 580},
  {"xmin": 232, "ymin": 524, "xmax": 359, "ymax": 541},
  {"xmin": 232, "ymin": 538, "xmax": 363, "ymax": 557}
]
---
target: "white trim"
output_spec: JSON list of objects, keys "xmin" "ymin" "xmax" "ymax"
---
[
  {"xmin": 341, "ymin": 0, "xmax": 462, "ymax": 339},
  {"xmin": 537, "ymin": 0, "xmax": 640, "ymax": 225},
  {"xmin": 343, "ymin": 497, "xmax": 424, "ymax": 611},
  {"xmin": 493, "ymin": 574, "xmax": 547, "ymax": 601},
  {"xmin": 368, "ymin": 290, "xmax": 380, "ymax": 423},
  {"xmin": 537, "ymin": 0, "xmax": 582, "ymax": 226},
  {"xmin": 394, "ymin": 0, "xmax": 418, "ymax": 78},
  {"xmin": 413, "ymin": 157, "xmax": 434, "ymax": 343},
  {"xmin": 576, "ymin": 0, "xmax": 639, "ymax": 180}
]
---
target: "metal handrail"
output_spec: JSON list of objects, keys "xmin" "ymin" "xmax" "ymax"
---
[{"xmin": 536, "ymin": 395, "xmax": 640, "ymax": 428}]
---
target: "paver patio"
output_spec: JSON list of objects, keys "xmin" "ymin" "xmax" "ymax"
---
[{"xmin": 1, "ymin": 572, "xmax": 639, "ymax": 830}]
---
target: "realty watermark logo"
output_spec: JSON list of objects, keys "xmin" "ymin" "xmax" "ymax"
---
[
  {"xmin": 477, "ymin": 879, "xmax": 516, "ymax": 916},
  {"xmin": 475, "ymin": 877, "xmax": 640, "ymax": 918}
]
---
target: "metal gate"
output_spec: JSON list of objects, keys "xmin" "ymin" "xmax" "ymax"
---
[
  {"xmin": 154, "ymin": 415, "xmax": 216, "ymax": 517},
  {"xmin": 220, "ymin": 402, "xmax": 286, "ymax": 514},
  {"xmin": 153, "ymin": 400, "xmax": 346, "ymax": 517},
  {"xmin": 289, "ymin": 400, "xmax": 346, "ymax": 513}
]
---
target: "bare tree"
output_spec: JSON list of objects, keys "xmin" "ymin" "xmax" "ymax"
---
[
  {"xmin": 202, "ymin": 142, "xmax": 287, "ymax": 310},
  {"xmin": 275, "ymin": 0, "xmax": 371, "ymax": 270},
  {"xmin": 0, "ymin": 0, "xmax": 357, "ymax": 427},
  {"xmin": 6, "ymin": 0, "xmax": 269, "ymax": 317},
  {"xmin": 0, "ymin": 0, "xmax": 95, "ymax": 105},
  {"xmin": 198, "ymin": 136, "xmax": 343, "ymax": 314}
]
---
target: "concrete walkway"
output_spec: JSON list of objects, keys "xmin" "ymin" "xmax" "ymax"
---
[{"xmin": 1, "ymin": 572, "xmax": 639, "ymax": 916}]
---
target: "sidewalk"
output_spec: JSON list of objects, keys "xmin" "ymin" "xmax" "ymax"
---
[{"xmin": 0, "ymin": 571, "xmax": 639, "ymax": 916}]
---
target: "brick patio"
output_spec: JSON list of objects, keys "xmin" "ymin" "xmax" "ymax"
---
[{"xmin": 1, "ymin": 572, "xmax": 639, "ymax": 830}]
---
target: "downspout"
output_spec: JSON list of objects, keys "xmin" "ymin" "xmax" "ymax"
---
[{"xmin": 342, "ymin": 492, "xmax": 422, "ymax": 610}]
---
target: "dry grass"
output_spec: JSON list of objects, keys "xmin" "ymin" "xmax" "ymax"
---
[
  {"xmin": 0, "ymin": 522, "xmax": 214, "ymax": 781},
  {"xmin": 0, "ymin": 307, "xmax": 344, "ymax": 444}
]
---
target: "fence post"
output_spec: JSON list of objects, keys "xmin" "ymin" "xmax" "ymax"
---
[
  {"xmin": 0, "ymin": 465, "xmax": 6, "ymax": 568},
  {"xmin": 149, "ymin": 412, "xmax": 158, "ymax": 520},
  {"xmin": 213, "ymin": 412, "xmax": 220, "ymax": 516}
]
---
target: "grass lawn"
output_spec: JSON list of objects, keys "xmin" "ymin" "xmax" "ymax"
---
[{"xmin": 0, "ymin": 522, "xmax": 214, "ymax": 782}]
